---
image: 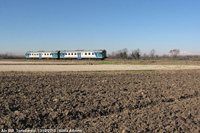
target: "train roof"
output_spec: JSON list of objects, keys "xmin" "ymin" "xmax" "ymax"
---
[{"xmin": 26, "ymin": 49, "xmax": 106, "ymax": 53}]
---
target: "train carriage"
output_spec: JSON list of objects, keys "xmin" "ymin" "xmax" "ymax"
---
[
  {"xmin": 25, "ymin": 50, "xmax": 107, "ymax": 60},
  {"xmin": 60, "ymin": 50, "xmax": 106, "ymax": 59},
  {"xmin": 25, "ymin": 51, "xmax": 58, "ymax": 59}
]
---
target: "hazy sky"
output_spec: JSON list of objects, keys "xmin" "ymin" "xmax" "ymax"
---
[{"xmin": 0, "ymin": 0, "xmax": 200, "ymax": 55}]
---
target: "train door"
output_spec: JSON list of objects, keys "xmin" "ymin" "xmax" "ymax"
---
[{"xmin": 78, "ymin": 53, "xmax": 81, "ymax": 59}]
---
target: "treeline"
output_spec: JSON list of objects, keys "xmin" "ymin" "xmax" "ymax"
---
[
  {"xmin": 108, "ymin": 48, "xmax": 200, "ymax": 59},
  {"xmin": 0, "ymin": 53, "xmax": 25, "ymax": 59}
]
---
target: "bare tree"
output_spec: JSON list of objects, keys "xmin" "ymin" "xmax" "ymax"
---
[
  {"xmin": 131, "ymin": 48, "xmax": 141, "ymax": 59},
  {"xmin": 143, "ymin": 53, "xmax": 148, "ymax": 58},
  {"xmin": 150, "ymin": 49, "xmax": 156, "ymax": 59},
  {"xmin": 119, "ymin": 48, "xmax": 128, "ymax": 59},
  {"xmin": 108, "ymin": 51, "xmax": 117, "ymax": 58},
  {"xmin": 169, "ymin": 49, "xmax": 180, "ymax": 58}
]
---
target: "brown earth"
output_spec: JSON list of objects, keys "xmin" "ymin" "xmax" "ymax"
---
[{"xmin": 0, "ymin": 71, "xmax": 200, "ymax": 132}]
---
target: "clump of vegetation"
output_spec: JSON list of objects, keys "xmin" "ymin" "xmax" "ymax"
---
[
  {"xmin": 0, "ymin": 53, "xmax": 25, "ymax": 59},
  {"xmin": 169, "ymin": 49, "xmax": 180, "ymax": 58},
  {"xmin": 131, "ymin": 48, "xmax": 141, "ymax": 59},
  {"xmin": 119, "ymin": 48, "xmax": 128, "ymax": 59}
]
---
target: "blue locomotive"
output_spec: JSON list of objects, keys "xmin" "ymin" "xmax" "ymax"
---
[{"xmin": 25, "ymin": 50, "xmax": 107, "ymax": 60}]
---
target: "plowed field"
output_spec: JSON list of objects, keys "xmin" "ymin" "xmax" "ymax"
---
[{"xmin": 0, "ymin": 70, "xmax": 200, "ymax": 132}]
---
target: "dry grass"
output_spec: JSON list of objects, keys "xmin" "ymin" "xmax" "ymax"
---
[
  {"xmin": 0, "ymin": 65, "xmax": 200, "ymax": 72},
  {"xmin": 1, "ymin": 58, "xmax": 200, "ymax": 65}
]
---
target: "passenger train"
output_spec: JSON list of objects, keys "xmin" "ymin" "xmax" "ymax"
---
[{"xmin": 25, "ymin": 50, "xmax": 107, "ymax": 60}]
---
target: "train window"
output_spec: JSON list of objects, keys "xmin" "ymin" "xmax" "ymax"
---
[
  {"xmin": 37, "ymin": 54, "xmax": 39, "ymax": 55},
  {"xmin": 68, "ymin": 53, "xmax": 70, "ymax": 55},
  {"xmin": 45, "ymin": 53, "xmax": 46, "ymax": 55},
  {"xmin": 92, "ymin": 53, "xmax": 94, "ymax": 55},
  {"xmin": 88, "ymin": 53, "xmax": 90, "ymax": 55},
  {"xmin": 71, "ymin": 53, "xmax": 73, "ymax": 55},
  {"xmin": 74, "ymin": 53, "xmax": 76, "ymax": 55},
  {"xmin": 85, "ymin": 53, "xmax": 87, "ymax": 55}
]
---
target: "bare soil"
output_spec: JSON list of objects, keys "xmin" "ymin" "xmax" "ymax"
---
[{"xmin": 0, "ymin": 70, "xmax": 200, "ymax": 132}]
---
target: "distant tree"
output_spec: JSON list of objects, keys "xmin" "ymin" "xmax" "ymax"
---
[
  {"xmin": 111, "ymin": 51, "xmax": 115, "ymax": 57},
  {"xmin": 119, "ymin": 48, "xmax": 128, "ymax": 59},
  {"xmin": 169, "ymin": 49, "xmax": 180, "ymax": 58},
  {"xmin": 143, "ymin": 53, "xmax": 148, "ymax": 58},
  {"xmin": 150, "ymin": 49, "xmax": 156, "ymax": 59},
  {"xmin": 115, "ymin": 51, "xmax": 121, "ymax": 58},
  {"xmin": 131, "ymin": 48, "xmax": 141, "ymax": 59},
  {"xmin": 108, "ymin": 51, "xmax": 116, "ymax": 58},
  {"xmin": 155, "ymin": 55, "xmax": 159, "ymax": 58}
]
